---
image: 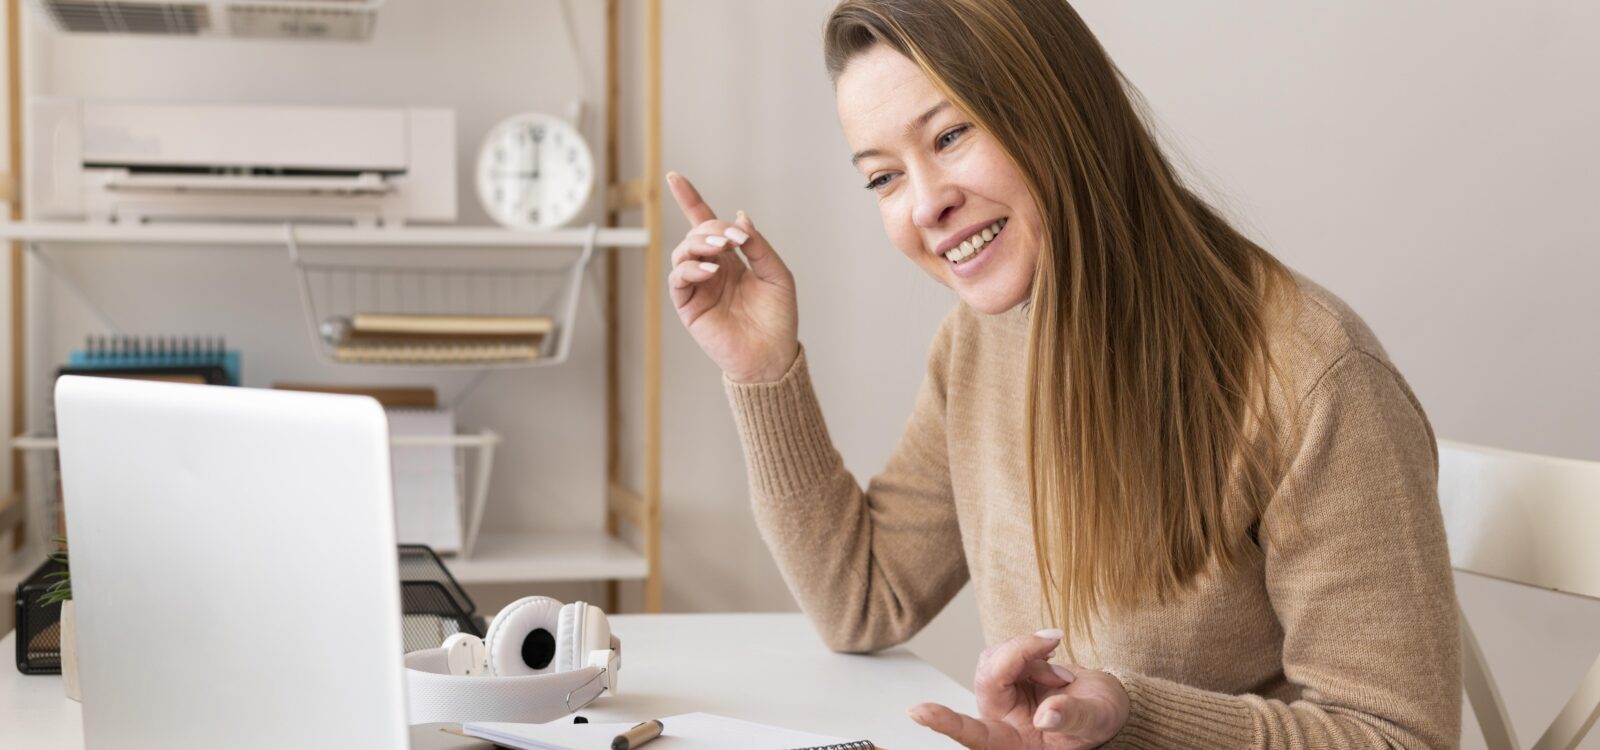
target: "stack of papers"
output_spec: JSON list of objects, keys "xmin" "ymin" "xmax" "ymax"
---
[{"xmin": 462, "ymin": 712, "xmax": 868, "ymax": 750}]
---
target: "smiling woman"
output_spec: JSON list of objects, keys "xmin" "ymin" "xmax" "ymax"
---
[{"xmin": 665, "ymin": 1, "xmax": 1461, "ymax": 749}]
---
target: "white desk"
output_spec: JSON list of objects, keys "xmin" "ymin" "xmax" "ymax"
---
[{"xmin": 2, "ymin": 612, "xmax": 975, "ymax": 748}]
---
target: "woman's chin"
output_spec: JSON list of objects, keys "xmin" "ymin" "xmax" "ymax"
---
[{"xmin": 956, "ymin": 279, "xmax": 1032, "ymax": 315}]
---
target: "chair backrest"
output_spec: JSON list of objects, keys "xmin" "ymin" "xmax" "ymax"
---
[{"xmin": 1438, "ymin": 440, "xmax": 1600, "ymax": 750}]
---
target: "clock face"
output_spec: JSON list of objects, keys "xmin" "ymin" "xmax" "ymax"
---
[{"xmin": 476, "ymin": 113, "xmax": 595, "ymax": 229}]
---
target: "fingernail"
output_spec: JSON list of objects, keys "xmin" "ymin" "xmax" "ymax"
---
[
  {"xmin": 705, "ymin": 235, "xmax": 728, "ymax": 248},
  {"xmin": 665, "ymin": 171, "xmax": 679, "ymax": 184},
  {"xmin": 698, "ymin": 262, "xmax": 719, "ymax": 272},
  {"xmin": 724, "ymin": 226, "xmax": 750, "ymax": 245},
  {"xmin": 1036, "ymin": 709, "xmax": 1062, "ymax": 729},
  {"xmin": 1051, "ymin": 664, "xmax": 1076, "ymax": 683},
  {"xmin": 907, "ymin": 707, "xmax": 928, "ymax": 725},
  {"xmin": 1035, "ymin": 628, "xmax": 1064, "ymax": 640}
]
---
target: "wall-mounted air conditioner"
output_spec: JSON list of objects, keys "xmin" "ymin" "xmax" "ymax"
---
[
  {"xmin": 30, "ymin": 97, "xmax": 457, "ymax": 227},
  {"xmin": 30, "ymin": 0, "xmax": 386, "ymax": 41}
]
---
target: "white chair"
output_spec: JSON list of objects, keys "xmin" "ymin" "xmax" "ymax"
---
[{"xmin": 1439, "ymin": 440, "xmax": 1600, "ymax": 750}]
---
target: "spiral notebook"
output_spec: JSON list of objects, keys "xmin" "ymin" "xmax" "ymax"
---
[{"xmin": 461, "ymin": 712, "xmax": 879, "ymax": 749}]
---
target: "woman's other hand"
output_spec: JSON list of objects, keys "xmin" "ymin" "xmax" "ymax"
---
[
  {"xmin": 666, "ymin": 172, "xmax": 800, "ymax": 384},
  {"xmin": 909, "ymin": 630, "xmax": 1129, "ymax": 749}
]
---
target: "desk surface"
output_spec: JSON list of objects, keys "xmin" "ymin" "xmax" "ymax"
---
[{"xmin": 2, "ymin": 612, "xmax": 974, "ymax": 749}]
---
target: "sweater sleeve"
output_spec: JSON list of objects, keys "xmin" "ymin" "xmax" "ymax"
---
[
  {"xmin": 1102, "ymin": 351, "xmax": 1462, "ymax": 750},
  {"xmin": 723, "ymin": 335, "xmax": 968, "ymax": 653}
]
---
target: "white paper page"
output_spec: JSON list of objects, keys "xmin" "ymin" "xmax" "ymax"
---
[
  {"xmin": 465, "ymin": 712, "xmax": 855, "ymax": 750},
  {"xmin": 386, "ymin": 408, "xmax": 461, "ymax": 553}
]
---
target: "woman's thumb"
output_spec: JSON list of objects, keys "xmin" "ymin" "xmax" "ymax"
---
[{"xmin": 1034, "ymin": 693, "xmax": 1101, "ymax": 736}]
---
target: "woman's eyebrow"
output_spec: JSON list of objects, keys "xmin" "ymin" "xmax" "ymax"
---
[{"xmin": 850, "ymin": 101, "xmax": 952, "ymax": 166}]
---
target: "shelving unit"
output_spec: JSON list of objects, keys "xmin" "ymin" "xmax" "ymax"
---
[
  {"xmin": 0, "ymin": 0, "xmax": 665, "ymax": 613},
  {"xmin": 0, "ymin": 221, "xmax": 650, "ymax": 248}
]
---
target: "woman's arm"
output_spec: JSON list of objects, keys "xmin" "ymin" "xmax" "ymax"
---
[
  {"xmin": 1101, "ymin": 350, "xmax": 1462, "ymax": 750},
  {"xmin": 724, "ymin": 324, "xmax": 969, "ymax": 653}
]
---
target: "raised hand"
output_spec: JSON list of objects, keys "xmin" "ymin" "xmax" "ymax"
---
[
  {"xmin": 666, "ymin": 172, "xmax": 800, "ymax": 384},
  {"xmin": 908, "ymin": 631, "xmax": 1129, "ymax": 749}
]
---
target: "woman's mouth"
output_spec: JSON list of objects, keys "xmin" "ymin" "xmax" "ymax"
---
[{"xmin": 944, "ymin": 217, "xmax": 1007, "ymax": 266}]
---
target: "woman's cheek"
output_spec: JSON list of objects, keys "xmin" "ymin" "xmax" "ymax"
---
[{"xmin": 880, "ymin": 198, "xmax": 921, "ymax": 263}]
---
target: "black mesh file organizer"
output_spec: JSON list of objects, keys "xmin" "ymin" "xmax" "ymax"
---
[
  {"xmin": 398, "ymin": 544, "xmax": 483, "ymax": 652},
  {"xmin": 14, "ymin": 558, "xmax": 65, "ymax": 674},
  {"xmin": 13, "ymin": 546, "xmax": 479, "ymax": 674}
]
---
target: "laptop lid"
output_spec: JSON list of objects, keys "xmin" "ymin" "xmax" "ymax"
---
[{"xmin": 55, "ymin": 375, "xmax": 409, "ymax": 750}]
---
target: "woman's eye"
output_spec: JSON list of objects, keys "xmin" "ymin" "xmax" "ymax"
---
[
  {"xmin": 936, "ymin": 125, "xmax": 970, "ymax": 150},
  {"xmin": 864, "ymin": 173, "xmax": 894, "ymax": 191}
]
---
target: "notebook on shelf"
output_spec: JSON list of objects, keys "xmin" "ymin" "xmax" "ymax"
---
[
  {"xmin": 460, "ymin": 712, "xmax": 880, "ymax": 750},
  {"xmin": 323, "ymin": 313, "xmax": 551, "ymax": 365},
  {"xmin": 67, "ymin": 334, "xmax": 241, "ymax": 385}
]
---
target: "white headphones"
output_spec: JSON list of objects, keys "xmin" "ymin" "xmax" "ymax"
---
[{"xmin": 402, "ymin": 596, "xmax": 621, "ymax": 725}]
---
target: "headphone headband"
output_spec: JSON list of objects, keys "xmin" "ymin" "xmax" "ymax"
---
[{"xmin": 403, "ymin": 650, "xmax": 610, "ymax": 724}]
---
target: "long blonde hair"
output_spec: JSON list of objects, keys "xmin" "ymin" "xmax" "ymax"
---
[{"xmin": 825, "ymin": 0, "xmax": 1298, "ymax": 652}]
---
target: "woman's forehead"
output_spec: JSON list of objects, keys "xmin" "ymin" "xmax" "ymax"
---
[{"xmin": 835, "ymin": 46, "xmax": 946, "ymax": 159}]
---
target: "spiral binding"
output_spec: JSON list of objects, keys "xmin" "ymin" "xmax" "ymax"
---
[
  {"xmin": 793, "ymin": 742, "xmax": 874, "ymax": 750},
  {"xmin": 70, "ymin": 334, "xmax": 241, "ymax": 385},
  {"xmin": 83, "ymin": 334, "xmax": 227, "ymax": 358}
]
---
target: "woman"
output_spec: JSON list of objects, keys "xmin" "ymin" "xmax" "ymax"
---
[{"xmin": 666, "ymin": 1, "xmax": 1460, "ymax": 747}]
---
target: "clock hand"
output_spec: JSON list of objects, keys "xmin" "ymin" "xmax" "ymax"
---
[{"xmin": 529, "ymin": 127, "xmax": 544, "ymax": 180}]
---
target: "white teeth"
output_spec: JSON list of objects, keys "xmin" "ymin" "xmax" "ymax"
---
[{"xmin": 944, "ymin": 218, "xmax": 1008, "ymax": 264}]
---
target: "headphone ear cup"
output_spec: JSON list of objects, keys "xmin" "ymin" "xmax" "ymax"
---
[
  {"xmin": 556, "ymin": 602, "xmax": 612, "ymax": 673},
  {"xmin": 556, "ymin": 602, "xmax": 580, "ymax": 673},
  {"xmin": 484, "ymin": 596, "xmax": 565, "ymax": 676}
]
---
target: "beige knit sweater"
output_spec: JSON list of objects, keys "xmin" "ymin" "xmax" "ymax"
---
[{"xmin": 723, "ymin": 273, "xmax": 1462, "ymax": 749}]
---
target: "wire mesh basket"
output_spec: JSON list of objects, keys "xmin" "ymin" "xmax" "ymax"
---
[
  {"xmin": 13, "ymin": 558, "xmax": 66, "ymax": 675},
  {"xmin": 285, "ymin": 223, "xmax": 599, "ymax": 369},
  {"xmin": 13, "ymin": 429, "xmax": 501, "ymax": 559},
  {"xmin": 399, "ymin": 544, "xmax": 484, "ymax": 652}
]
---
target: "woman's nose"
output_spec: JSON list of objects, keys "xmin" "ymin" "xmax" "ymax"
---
[{"xmin": 911, "ymin": 177, "xmax": 964, "ymax": 229}]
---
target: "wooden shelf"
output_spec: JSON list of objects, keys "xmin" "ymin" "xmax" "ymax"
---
[
  {"xmin": 442, "ymin": 529, "xmax": 649, "ymax": 585},
  {"xmin": 4, "ymin": 0, "xmax": 664, "ymax": 613},
  {"xmin": 0, "ymin": 221, "xmax": 649, "ymax": 249}
]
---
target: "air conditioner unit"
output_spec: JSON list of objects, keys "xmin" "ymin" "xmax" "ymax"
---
[
  {"xmin": 31, "ymin": 0, "xmax": 385, "ymax": 41},
  {"xmin": 30, "ymin": 98, "xmax": 457, "ymax": 226}
]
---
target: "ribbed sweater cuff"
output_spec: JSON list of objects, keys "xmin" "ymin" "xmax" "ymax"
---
[
  {"xmin": 723, "ymin": 346, "xmax": 841, "ymax": 498},
  {"xmin": 1100, "ymin": 670, "xmax": 1256, "ymax": 749}
]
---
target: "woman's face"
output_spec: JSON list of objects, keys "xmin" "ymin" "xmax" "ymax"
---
[{"xmin": 836, "ymin": 44, "xmax": 1042, "ymax": 315}]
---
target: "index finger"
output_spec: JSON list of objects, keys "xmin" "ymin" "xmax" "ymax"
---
[{"xmin": 666, "ymin": 172, "xmax": 716, "ymax": 225}]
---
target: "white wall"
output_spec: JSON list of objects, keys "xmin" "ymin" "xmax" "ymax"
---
[{"xmin": 1, "ymin": 2, "xmax": 1596, "ymax": 748}]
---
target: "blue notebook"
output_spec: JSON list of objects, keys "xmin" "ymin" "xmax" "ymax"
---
[{"xmin": 68, "ymin": 335, "xmax": 242, "ymax": 386}]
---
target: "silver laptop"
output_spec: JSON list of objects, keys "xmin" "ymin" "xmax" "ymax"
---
[{"xmin": 55, "ymin": 375, "xmax": 410, "ymax": 750}]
